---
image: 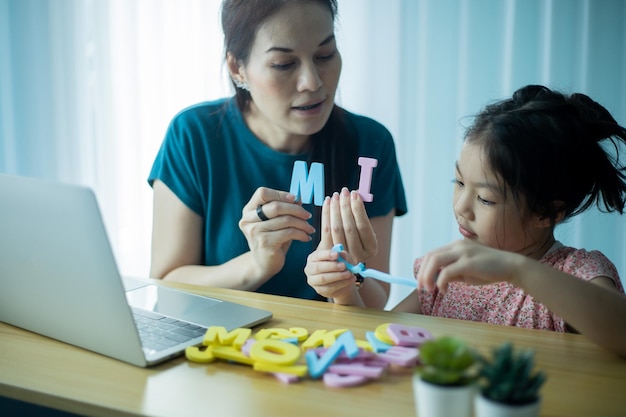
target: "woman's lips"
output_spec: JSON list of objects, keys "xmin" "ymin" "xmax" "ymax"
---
[
  {"xmin": 458, "ymin": 225, "xmax": 477, "ymax": 239},
  {"xmin": 293, "ymin": 101, "xmax": 322, "ymax": 111},
  {"xmin": 292, "ymin": 99, "xmax": 325, "ymax": 115}
]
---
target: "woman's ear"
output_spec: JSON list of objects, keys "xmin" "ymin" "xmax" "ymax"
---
[{"xmin": 226, "ymin": 53, "xmax": 245, "ymax": 84}]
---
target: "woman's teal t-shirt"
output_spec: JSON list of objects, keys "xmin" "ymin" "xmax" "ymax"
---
[{"xmin": 149, "ymin": 97, "xmax": 407, "ymax": 300}]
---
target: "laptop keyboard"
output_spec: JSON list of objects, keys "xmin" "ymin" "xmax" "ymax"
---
[{"xmin": 132, "ymin": 308, "xmax": 207, "ymax": 353}]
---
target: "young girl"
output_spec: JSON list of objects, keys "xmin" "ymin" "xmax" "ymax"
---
[{"xmin": 305, "ymin": 85, "xmax": 626, "ymax": 357}]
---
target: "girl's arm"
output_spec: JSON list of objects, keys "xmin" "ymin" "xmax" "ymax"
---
[
  {"xmin": 417, "ymin": 239, "xmax": 626, "ymax": 357},
  {"xmin": 512, "ymin": 263, "xmax": 626, "ymax": 357}
]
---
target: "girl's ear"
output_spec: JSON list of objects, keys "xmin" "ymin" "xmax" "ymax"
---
[
  {"xmin": 532, "ymin": 214, "xmax": 554, "ymax": 229},
  {"xmin": 532, "ymin": 201, "xmax": 566, "ymax": 228},
  {"xmin": 226, "ymin": 53, "xmax": 246, "ymax": 84}
]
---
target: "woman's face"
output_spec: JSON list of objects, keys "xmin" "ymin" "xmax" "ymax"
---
[
  {"xmin": 233, "ymin": 1, "xmax": 341, "ymax": 152},
  {"xmin": 452, "ymin": 141, "xmax": 545, "ymax": 256}
]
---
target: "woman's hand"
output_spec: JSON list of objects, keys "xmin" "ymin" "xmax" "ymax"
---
[
  {"xmin": 417, "ymin": 239, "xmax": 522, "ymax": 293},
  {"xmin": 305, "ymin": 248, "xmax": 357, "ymax": 301},
  {"xmin": 304, "ymin": 188, "xmax": 377, "ymax": 305},
  {"xmin": 321, "ymin": 187, "xmax": 377, "ymax": 263},
  {"xmin": 239, "ymin": 186, "xmax": 316, "ymax": 281}
]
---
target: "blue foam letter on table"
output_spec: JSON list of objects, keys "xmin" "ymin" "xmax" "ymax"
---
[
  {"xmin": 305, "ymin": 330, "xmax": 359, "ymax": 379},
  {"xmin": 289, "ymin": 161, "xmax": 324, "ymax": 206}
]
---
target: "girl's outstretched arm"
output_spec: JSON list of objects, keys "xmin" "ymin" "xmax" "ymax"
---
[{"xmin": 417, "ymin": 239, "xmax": 626, "ymax": 358}]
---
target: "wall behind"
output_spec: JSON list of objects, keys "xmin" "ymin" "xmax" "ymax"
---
[{"xmin": 1, "ymin": 0, "xmax": 625, "ymax": 308}]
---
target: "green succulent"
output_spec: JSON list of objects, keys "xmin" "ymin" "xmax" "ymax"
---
[
  {"xmin": 479, "ymin": 342, "xmax": 547, "ymax": 405},
  {"xmin": 418, "ymin": 336, "xmax": 479, "ymax": 386}
]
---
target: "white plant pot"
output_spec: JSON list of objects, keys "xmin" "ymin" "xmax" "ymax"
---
[
  {"xmin": 412, "ymin": 374, "xmax": 475, "ymax": 417},
  {"xmin": 474, "ymin": 393, "xmax": 541, "ymax": 417}
]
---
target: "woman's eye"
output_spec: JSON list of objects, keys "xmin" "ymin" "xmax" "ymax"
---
[
  {"xmin": 477, "ymin": 196, "xmax": 494, "ymax": 206},
  {"xmin": 317, "ymin": 52, "xmax": 336, "ymax": 62},
  {"xmin": 452, "ymin": 179, "xmax": 464, "ymax": 187},
  {"xmin": 271, "ymin": 62, "xmax": 294, "ymax": 71}
]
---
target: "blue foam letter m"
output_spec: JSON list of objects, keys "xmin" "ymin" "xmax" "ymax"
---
[{"xmin": 289, "ymin": 161, "xmax": 324, "ymax": 206}]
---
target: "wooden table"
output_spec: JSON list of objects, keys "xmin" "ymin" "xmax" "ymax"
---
[{"xmin": 1, "ymin": 281, "xmax": 625, "ymax": 417}]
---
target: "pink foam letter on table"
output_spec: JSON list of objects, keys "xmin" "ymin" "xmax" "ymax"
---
[
  {"xmin": 327, "ymin": 362, "xmax": 386, "ymax": 379},
  {"xmin": 357, "ymin": 157, "xmax": 378, "ymax": 202},
  {"xmin": 289, "ymin": 161, "xmax": 325, "ymax": 206},
  {"xmin": 273, "ymin": 372, "xmax": 300, "ymax": 384},
  {"xmin": 377, "ymin": 346, "xmax": 419, "ymax": 367},
  {"xmin": 323, "ymin": 372, "xmax": 370, "ymax": 388},
  {"xmin": 386, "ymin": 323, "xmax": 433, "ymax": 347}
]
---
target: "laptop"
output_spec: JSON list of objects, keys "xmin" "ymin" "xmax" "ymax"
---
[{"xmin": 0, "ymin": 173, "xmax": 272, "ymax": 367}]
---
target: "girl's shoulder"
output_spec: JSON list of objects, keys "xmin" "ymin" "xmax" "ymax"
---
[{"xmin": 543, "ymin": 246, "xmax": 623, "ymax": 291}]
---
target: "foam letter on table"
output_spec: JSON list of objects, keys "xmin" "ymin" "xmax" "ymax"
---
[
  {"xmin": 323, "ymin": 372, "xmax": 370, "ymax": 388},
  {"xmin": 327, "ymin": 362, "xmax": 386, "ymax": 379},
  {"xmin": 253, "ymin": 361, "xmax": 309, "ymax": 377},
  {"xmin": 289, "ymin": 160, "xmax": 324, "ymax": 206},
  {"xmin": 185, "ymin": 345, "xmax": 216, "ymax": 363},
  {"xmin": 203, "ymin": 326, "xmax": 251, "ymax": 349},
  {"xmin": 357, "ymin": 157, "xmax": 378, "ymax": 202},
  {"xmin": 250, "ymin": 339, "xmax": 301, "ymax": 366},
  {"xmin": 301, "ymin": 329, "xmax": 347, "ymax": 350},
  {"xmin": 365, "ymin": 331, "xmax": 393, "ymax": 353},
  {"xmin": 386, "ymin": 323, "xmax": 433, "ymax": 347},
  {"xmin": 211, "ymin": 345, "xmax": 256, "ymax": 365},
  {"xmin": 373, "ymin": 323, "xmax": 396, "ymax": 345},
  {"xmin": 377, "ymin": 346, "xmax": 419, "ymax": 367},
  {"xmin": 254, "ymin": 327, "xmax": 309, "ymax": 342},
  {"xmin": 305, "ymin": 330, "xmax": 359, "ymax": 379}
]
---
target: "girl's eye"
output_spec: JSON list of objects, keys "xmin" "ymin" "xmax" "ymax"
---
[
  {"xmin": 477, "ymin": 195, "xmax": 495, "ymax": 206},
  {"xmin": 452, "ymin": 179, "xmax": 464, "ymax": 187},
  {"xmin": 271, "ymin": 62, "xmax": 294, "ymax": 71}
]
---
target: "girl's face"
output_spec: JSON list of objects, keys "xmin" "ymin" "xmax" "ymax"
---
[
  {"xmin": 452, "ymin": 141, "xmax": 548, "ymax": 257},
  {"xmin": 232, "ymin": 1, "xmax": 341, "ymax": 153}
]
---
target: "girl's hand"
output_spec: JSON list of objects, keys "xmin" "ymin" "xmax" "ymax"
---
[
  {"xmin": 239, "ymin": 186, "xmax": 316, "ymax": 281},
  {"xmin": 417, "ymin": 239, "xmax": 522, "ymax": 293}
]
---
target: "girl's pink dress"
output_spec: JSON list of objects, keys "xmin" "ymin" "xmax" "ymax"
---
[{"xmin": 415, "ymin": 244, "xmax": 625, "ymax": 332}]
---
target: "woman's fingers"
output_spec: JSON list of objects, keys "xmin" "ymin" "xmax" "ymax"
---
[
  {"xmin": 305, "ymin": 249, "xmax": 355, "ymax": 298},
  {"xmin": 317, "ymin": 196, "xmax": 333, "ymax": 250},
  {"xmin": 327, "ymin": 187, "xmax": 376, "ymax": 263},
  {"xmin": 348, "ymin": 190, "xmax": 377, "ymax": 259}
]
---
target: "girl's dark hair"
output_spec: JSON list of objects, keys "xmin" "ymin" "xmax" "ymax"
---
[
  {"xmin": 465, "ymin": 84, "xmax": 626, "ymax": 224},
  {"xmin": 221, "ymin": 0, "xmax": 355, "ymax": 243}
]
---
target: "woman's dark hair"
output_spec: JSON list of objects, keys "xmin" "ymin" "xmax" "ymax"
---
[
  {"xmin": 465, "ymin": 84, "xmax": 626, "ymax": 225},
  {"xmin": 221, "ymin": 0, "xmax": 338, "ymax": 113}
]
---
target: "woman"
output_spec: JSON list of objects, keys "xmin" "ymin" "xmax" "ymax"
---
[{"xmin": 148, "ymin": 0, "xmax": 407, "ymax": 307}]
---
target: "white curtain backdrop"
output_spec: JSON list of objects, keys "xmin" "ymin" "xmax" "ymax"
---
[{"xmin": 1, "ymin": 0, "xmax": 625, "ymax": 308}]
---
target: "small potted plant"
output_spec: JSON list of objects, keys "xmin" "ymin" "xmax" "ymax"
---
[
  {"xmin": 475, "ymin": 342, "xmax": 547, "ymax": 417},
  {"xmin": 413, "ymin": 336, "xmax": 480, "ymax": 417}
]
